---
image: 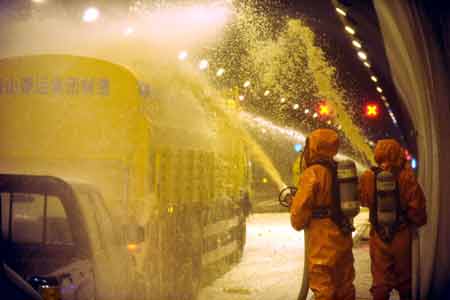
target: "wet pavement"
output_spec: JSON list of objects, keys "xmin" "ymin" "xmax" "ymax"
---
[
  {"xmin": 198, "ymin": 211, "xmax": 400, "ymax": 300},
  {"xmin": 198, "ymin": 212, "xmax": 306, "ymax": 300}
]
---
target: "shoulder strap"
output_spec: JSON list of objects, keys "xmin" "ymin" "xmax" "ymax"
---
[
  {"xmin": 309, "ymin": 160, "xmax": 351, "ymax": 233},
  {"xmin": 370, "ymin": 167, "xmax": 380, "ymax": 227}
]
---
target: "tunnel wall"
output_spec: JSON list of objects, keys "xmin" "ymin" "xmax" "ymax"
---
[{"xmin": 374, "ymin": 1, "xmax": 450, "ymax": 299}]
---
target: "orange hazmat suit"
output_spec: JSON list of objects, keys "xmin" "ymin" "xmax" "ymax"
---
[
  {"xmin": 290, "ymin": 129, "xmax": 355, "ymax": 300},
  {"xmin": 359, "ymin": 139, "xmax": 427, "ymax": 300}
]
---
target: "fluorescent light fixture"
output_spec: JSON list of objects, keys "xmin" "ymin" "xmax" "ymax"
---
[
  {"xmin": 216, "ymin": 68, "xmax": 225, "ymax": 77},
  {"xmin": 357, "ymin": 51, "xmax": 367, "ymax": 60},
  {"xmin": 178, "ymin": 51, "xmax": 188, "ymax": 61},
  {"xmin": 124, "ymin": 26, "xmax": 134, "ymax": 36},
  {"xmin": 345, "ymin": 26, "xmax": 356, "ymax": 35},
  {"xmin": 336, "ymin": 7, "xmax": 347, "ymax": 16},
  {"xmin": 199, "ymin": 59, "xmax": 209, "ymax": 70},
  {"xmin": 83, "ymin": 7, "xmax": 100, "ymax": 23},
  {"xmin": 352, "ymin": 40, "xmax": 362, "ymax": 49}
]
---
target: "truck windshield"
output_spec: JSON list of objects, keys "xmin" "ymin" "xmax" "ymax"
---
[
  {"xmin": 73, "ymin": 187, "xmax": 121, "ymax": 250},
  {"xmin": 1, "ymin": 192, "xmax": 73, "ymax": 246}
]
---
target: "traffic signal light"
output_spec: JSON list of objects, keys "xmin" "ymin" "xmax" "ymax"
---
[
  {"xmin": 319, "ymin": 103, "xmax": 330, "ymax": 116},
  {"xmin": 365, "ymin": 103, "xmax": 379, "ymax": 118}
]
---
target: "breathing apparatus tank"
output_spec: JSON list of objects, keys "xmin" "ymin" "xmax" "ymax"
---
[
  {"xmin": 337, "ymin": 160, "xmax": 360, "ymax": 224},
  {"xmin": 376, "ymin": 171, "xmax": 397, "ymax": 227}
]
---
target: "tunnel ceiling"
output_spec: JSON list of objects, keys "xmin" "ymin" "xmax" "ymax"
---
[
  {"xmin": 233, "ymin": 0, "xmax": 416, "ymax": 156},
  {"xmin": 0, "ymin": 0, "xmax": 417, "ymax": 159},
  {"xmin": 291, "ymin": 0, "xmax": 414, "ymax": 151}
]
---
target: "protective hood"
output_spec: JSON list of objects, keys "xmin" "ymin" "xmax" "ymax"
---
[
  {"xmin": 305, "ymin": 128, "xmax": 339, "ymax": 164},
  {"xmin": 374, "ymin": 139, "xmax": 405, "ymax": 169}
]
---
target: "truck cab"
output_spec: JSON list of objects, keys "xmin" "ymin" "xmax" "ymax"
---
[{"xmin": 0, "ymin": 174, "xmax": 136, "ymax": 300}]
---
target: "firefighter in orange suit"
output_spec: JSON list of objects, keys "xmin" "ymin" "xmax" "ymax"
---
[
  {"xmin": 359, "ymin": 139, "xmax": 427, "ymax": 300},
  {"xmin": 290, "ymin": 128, "xmax": 355, "ymax": 300}
]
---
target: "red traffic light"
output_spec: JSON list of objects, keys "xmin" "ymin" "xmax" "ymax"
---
[
  {"xmin": 404, "ymin": 149, "xmax": 412, "ymax": 161},
  {"xmin": 319, "ymin": 103, "xmax": 330, "ymax": 116},
  {"xmin": 365, "ymin": 103, "xmax": 379, "ymax": 118}
]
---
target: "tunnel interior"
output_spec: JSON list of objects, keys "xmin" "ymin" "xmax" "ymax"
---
[{"xmin": 0, "ymin": 0, "xmax": 449, "ymax": 299}]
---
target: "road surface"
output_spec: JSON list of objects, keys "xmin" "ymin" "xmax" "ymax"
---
[
  {"xmin": 198, "ymin": 212, "xmax": 399, "ymax": 300},
  {"xmin": 198, "ymin": 213, "xmax": 307, "ymax": 300}
]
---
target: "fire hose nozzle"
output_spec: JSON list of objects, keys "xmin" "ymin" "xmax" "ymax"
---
[{"xmin": 278, "ymin": 186, "xmax": 298, "ymax": 207}]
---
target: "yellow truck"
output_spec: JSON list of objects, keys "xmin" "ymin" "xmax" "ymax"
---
[{"xmin": 0, "ymin": 54, "xmax": 251, "ymax": 300}]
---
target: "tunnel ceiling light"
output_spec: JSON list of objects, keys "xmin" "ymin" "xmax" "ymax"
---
[
  {"xmin": 352, "ymin": 40, "xmax": 362, "ymax": 49},
  {"xmin": 178, "ymin": 50, "xmax": 188, "ymax": 61},
  {"xmin": 280, "ymin": 97, "xmax": 286, "ymax": 103},
  {"xmin": 216, "ymin": 68, "xmax": 225, "ymax": 77},
  {"xmin": 304, "ymin": 108, "xmax": 310, "ymax": 114},
  {"xmin": 357, "ymin": 51, "xmax": 368, "ymax": 60},
  {"xmin": 32, "ymin": 0, "xmax": 46, "ymax": 3},
  {"xmin": 391, "ymin": 116, "xmax": 398, "ymax": 125},
  {"xmin": 83, "ymin": 7, "xmax": 100, "ymax": 23},
  {"xmin": 123, "ymin": 26, "xmax": 134, "ymax": 36},
  {"xmin": 336, "ymin": 7, "xmax": 347, "ymax": 16},
  {"xmin": 411, "ymin": 158, "xmax": 417, "ymax": 169},
  {"xmin": 384, "ymin": 102, "xmax": 390, "ymax": 108},
  {"xmin": 264, "ymin": 90, "xmax": 271, "ymax": 96},
  {"xmin": 293, "ymin": 103, "xmax": 300, "ymax": 110},
  {"xmin": 345, "ymin": 26, "xmax": 356, "ymax": 35},
  {"xmin": 376, "ymin": 86, "xmax": 383, "ymax": 93},
  {"xmin": 381, "ymin": 95, "xmax": 387, "ymax": 100},
  {"xmin": 370, "ymin": 75, "xmax": 378, "ymax": 82},
  {"xmin": 337, "ymin": 124, "xmax": 342, "ymax": 130},
  {"xmin": 327, "ymin": 120, "xmax": 332, "ymax": 125},
  {"xmin": 243, "ymin": 80, "xmax": 251, "ymax": 88},
  {"xmin": 199, "ymin": 59, "xmax": 209, "ymax": 70},
  {"xmin": 239, "ymin": 95, "xmax": 245, "ymax": 101},
  {"xmin": 363, "ymin": 61, "xmax": 371, "ymax": 68},
  {"xmin": 313, "ymin": 112, "xmax": 318, "ymax": 118}
]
